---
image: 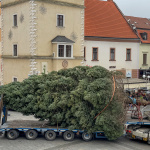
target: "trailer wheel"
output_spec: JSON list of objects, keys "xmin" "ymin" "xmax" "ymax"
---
[
  {"xmin": 63, "ymin": 131, "xmax": 74, "ymax": 141},
  {"xmin": 45, "ymin": 130, "xmax": 56, "ymax": 141},
  {"xmin": 25, "ymin": 130, "xmax": 38, "ymax": 140},
  {"xmin": 6, "ymin": 130, "xmax": 19, "ymax": 140},
  {"xmin": 82, "ymin": 132, "xmax": 93, "ymax": 141}
]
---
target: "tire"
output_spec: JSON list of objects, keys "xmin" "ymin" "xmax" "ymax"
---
[
  {"xmin": 6, "ymin": 130, "xmax": 19, "ymax": 140},
  {"xmin": 125, "ymin": 134, "xmax": 134, "ymax": 140},
  {"xmin": 45, "ymin": 130, "xmax": 56, "ymax": 141},
  {"xmin": 82, "ymin": 132, "xmax": 93, "ymax": 141},
  {"xmin": 63, "ymin": 131, "xmax": 74, "ymax": 141},
  {"xmin": 25, "ymin": 130, "xmax": 38, "ymax": 140}
]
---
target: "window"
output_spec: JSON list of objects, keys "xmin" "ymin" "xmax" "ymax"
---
[
  {"xmin": 84, "ymin": 47, "xmax": 86, "ymax": 60},
  {"xmin": 58, "ymin": 45, "xmax": 72, "ymax": 57},
  {"xmin": 13, "ymin": 77, "xmax": 17, "ymax": 82},
  {"xmin": 66, "ymin": 45, "xmax": 71, "ymax": 57},
  {"xmin": 143, "ymin": 54, "xmax": 147, "ymax": 65},
  {"xmin": 92, "ymin": 47, "xmax": 98, "ymax": 61},
  {"xmin": 13, "ymin": 44, "xmax": 17, "ymax": 56},
  {"xmin": 110, "ymin": 48, "xmax": 115, "ymax": 61},
  {"xmin": 58, "ymin": 45, "xmax": 64, "ymax": 57},
  {"xmin": 13, "ymin": 14, "xmax": 17, "ymax": 26},
  {"xmin": 140, "ymin": 32, "xmax": 147, "ymax": 40},
  {"xmin": 57, "ymin": 15, "xmax": 64, "ymax": 27},
  {"xmin": 126, "ymin": 49, "xmax": 131, "ymax": 61}
]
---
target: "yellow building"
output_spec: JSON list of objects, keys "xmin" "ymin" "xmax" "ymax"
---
[
  {"xmin": 1, "ymin": 0, "xmax": 84, "ymax": 84},
  {"xmin": 125, "ymin": 16, "xmax": 150, "ymax": 78},
  {"xmin": 0, "ymin": 2, "xmax": 2, "ymax": 85}
]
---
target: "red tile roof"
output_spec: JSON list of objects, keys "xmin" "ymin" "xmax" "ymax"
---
[
  {"xmin": 85, "ymin": 0, "xmax": 139, "ymax": 39},
  {"xmin": 137, "ymin": 29, "xmax": 150, "ymax": 44},
  {"xmin": 125, "ymin": 16, "xmax": 150, "ymax": 29}
]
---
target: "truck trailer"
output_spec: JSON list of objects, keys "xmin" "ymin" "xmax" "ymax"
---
[{"xmin": 0, "ymin": 106, "xmax": 106, "ymax": 141}]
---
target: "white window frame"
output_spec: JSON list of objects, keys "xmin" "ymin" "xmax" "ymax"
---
[
  {"xmin": 56, "ymin": 14, "xmax": 65, "ymax": 27},
  {"xmin": 13, "ymin": 44, "xmax": 18, "ymax": 57},
  {"xmin": 12, "ymin": 77, "xmax": 18, "ymax": 82},
  {"xmin": 57, "ymin": 44, "xmax": 73, "ymax": 58},
  {"xmin": 13, "ymin": 14, "xmax": 18, "ymax": 27}
]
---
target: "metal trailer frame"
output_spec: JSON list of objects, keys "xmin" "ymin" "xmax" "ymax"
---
[
  {"xmin": 126, "ymin": 122, "xmax": 150, "ymax": 125},
  {"xmin": 0, "ymin": 127, "xmax": 106, "ymax": 141},
  {"xmin": 0, "ymin": 106, "xmax": 107, "ymax": 141}
]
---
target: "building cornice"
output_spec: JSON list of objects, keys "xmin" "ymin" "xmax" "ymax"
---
[
  {"xmin": 2, "ymin": 55, "xmax": 53, "ymax": 59},
  {"xmin": 85, "ymin": 36, "xmax": 140, "ymax": 43},
  {"xmin": 2, "ymin": 55, "xmax": 83, "ymax": 60},
  {"xmin": 1, "ymin": 0, "xmax": 85, "ymax": 9},
  {"xmin": 1, "ymin": 0, "xmax": 28, "ymax": 8}
]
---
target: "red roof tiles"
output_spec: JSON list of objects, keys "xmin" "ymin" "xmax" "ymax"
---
[
  {"xmin": 85, "ymin": 0, "xmax": 138, "ymax": 39},
  {"xmin": 125, "ymin": 16, "xmax": 150, "ymax": 43},
  {"xmin": 125, "ymin": 16, "xmax": 150, "ymax": 29},
  {"xmin": 137, "ymin": 30, "xmax": 150, "ymax": 44}
]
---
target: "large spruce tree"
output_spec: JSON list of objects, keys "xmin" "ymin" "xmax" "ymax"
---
[{"xmin": 0, "ymin": 66, "xmax": 127, "ymax": 140}]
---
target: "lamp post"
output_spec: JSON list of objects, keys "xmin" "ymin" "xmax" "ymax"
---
[
  {"xmin": 147, "ymin": 75, "xmax": 150, "ymax": 90},
  {"xmin": 143, "ymin": 74, "xmax": 150, "ymax": 90}
]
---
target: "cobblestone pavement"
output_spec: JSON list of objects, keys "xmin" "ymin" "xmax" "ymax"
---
[
  {"xmin": 0, "ymin": 111, "xmax": 149, "ymax": 150},
  {"xmin": 7, "ymin": 111, "xmax": 38, "ymax": 121}
]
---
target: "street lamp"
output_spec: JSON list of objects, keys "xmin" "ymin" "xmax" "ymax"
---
[
  {"xmin": 143, "ymin": 74, "xmax": 146, "ymax": 79},
  {"xmin": 143, "ymin": 74, "xmax": 150, "ymax": 90},
  {"xmin": 147, "ymin": 76, "xmax": 150, "ymax": 90}
]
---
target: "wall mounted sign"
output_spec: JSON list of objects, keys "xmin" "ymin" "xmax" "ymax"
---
[
  {"xmin": 126, "ymin": 70, "xmax": 132, "ymax": 78},
  {"xmin": 109, "ymin": 66, "xmax": 116, "ymax": 68}
]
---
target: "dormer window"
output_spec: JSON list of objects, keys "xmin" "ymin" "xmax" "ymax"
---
[{"xmin": 140, "ymin": 32, "xmax": 147, "ymax": 40}]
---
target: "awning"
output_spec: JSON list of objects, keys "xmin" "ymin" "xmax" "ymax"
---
[{"xmin": 51, "ymin": 36, "xmax": 75, "ymax": 43}]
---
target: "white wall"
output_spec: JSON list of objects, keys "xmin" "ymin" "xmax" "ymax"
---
[{"xmin": 84, "ymin": 40, "xmax": 139, "ymax": 70}]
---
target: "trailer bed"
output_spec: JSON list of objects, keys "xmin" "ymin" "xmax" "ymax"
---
[{"xmin": 1, "ymin": 120, "xmax": 54, "ymax": 129}]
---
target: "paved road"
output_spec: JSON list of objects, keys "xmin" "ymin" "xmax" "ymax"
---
[
  {"xmin": 0, "ymin": 135, "xmax": 149, "ymax": 150},
  {"xmin": 0, "ymin": 111, "xmax": 149, "ymax": 150}
]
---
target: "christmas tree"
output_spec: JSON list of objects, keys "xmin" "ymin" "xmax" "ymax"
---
[{"xmin": 1, "ymin": 66, "xmax": 127, "ymax": 140}]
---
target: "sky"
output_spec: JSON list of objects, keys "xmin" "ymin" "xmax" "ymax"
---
[{"xmin": 113, "ymin": 0, "xmax": 150, "ymax": 18}]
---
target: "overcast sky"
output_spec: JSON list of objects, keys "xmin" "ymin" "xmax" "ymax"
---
[{"xmin": 113, "ymin": 0, "xmax": 150, "ymax": 18}]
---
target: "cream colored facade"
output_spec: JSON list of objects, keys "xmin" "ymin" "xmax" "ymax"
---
[
  {"xmin": 1, "ymin": 0, "xmax": 84, "ymax": 84},
  {"xmin": 0, "ymin": 2, "xmax": 2, "ymax": 85},
  {"xmin": 139, "ymin": 44, "xmax": 150, "ymax": 70}
]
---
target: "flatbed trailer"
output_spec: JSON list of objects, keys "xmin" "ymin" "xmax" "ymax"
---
[
  {"xmin": 0, "ymin": 110, "xmax": 106, "ymax": 141},
  {"xmin": 0, "ymin": 120, "xmax": 106, "ymax": 141},
  {"xmin": 125, "ymin": 121, "xmax": 150, "ymax": 145}
]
